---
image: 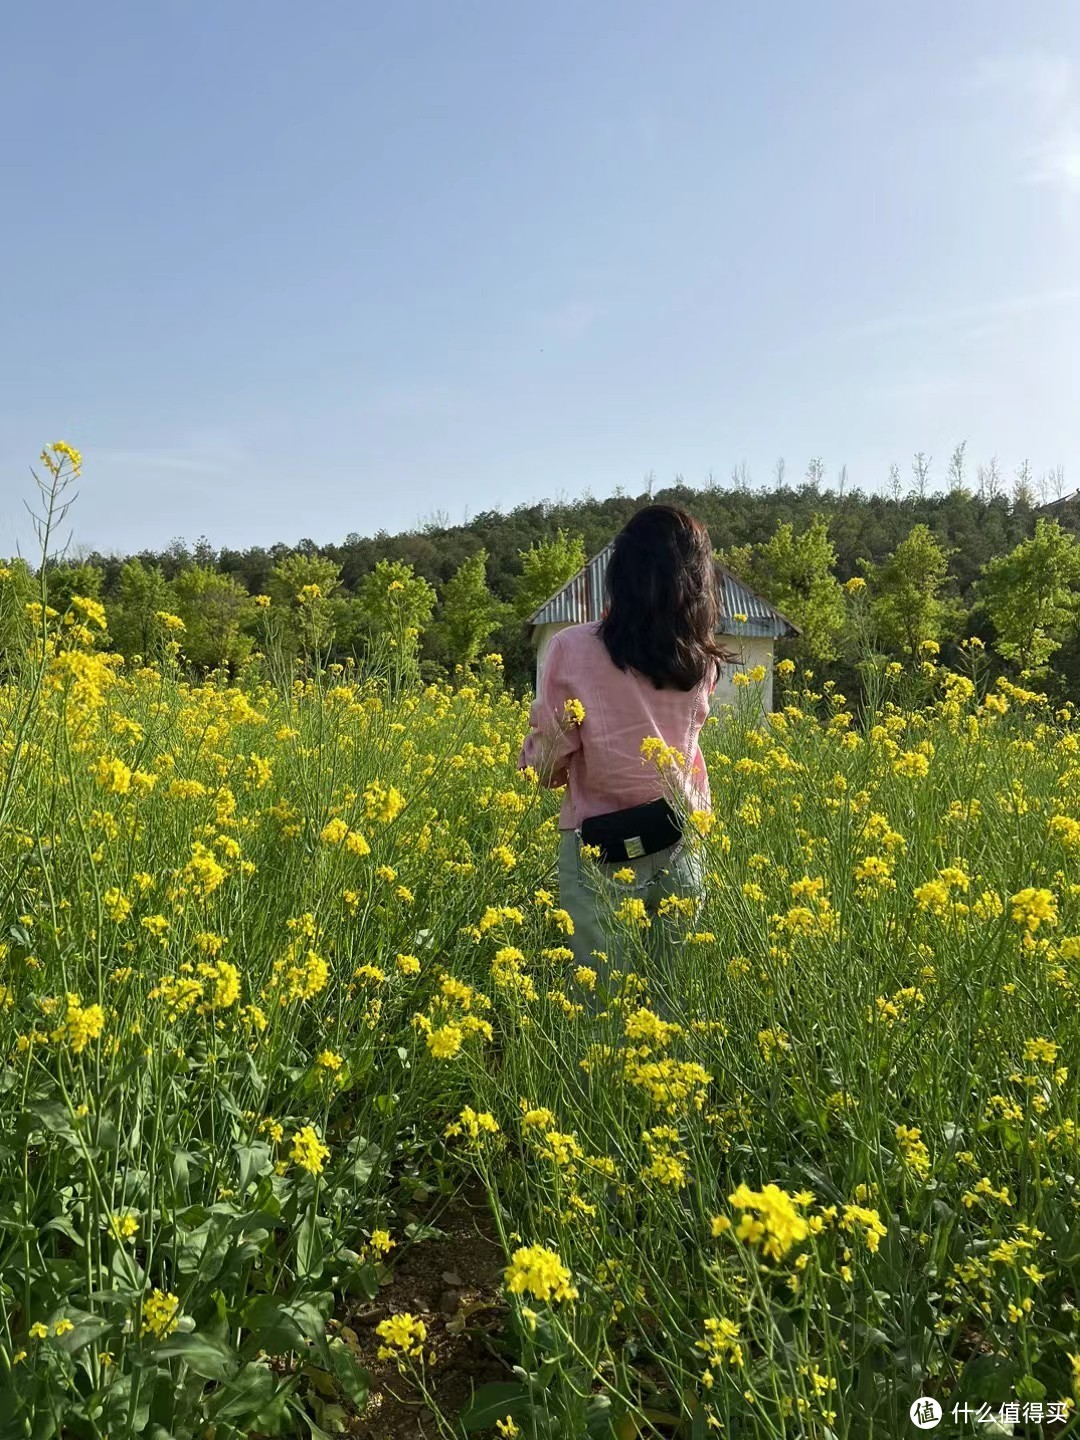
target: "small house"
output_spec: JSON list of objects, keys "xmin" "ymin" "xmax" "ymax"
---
[
  {"xmin": 1035, "ymin": 491, "xmax": 1080, "ymax": 536},
  {"xmin": 526, "ymin": 540, "xmax": 800, "ymax": 715}
]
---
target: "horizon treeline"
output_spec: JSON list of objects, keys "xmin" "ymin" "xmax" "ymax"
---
[{"xmin": 6, "ymin": 457, "xmax": 1080, "ymax": 698}]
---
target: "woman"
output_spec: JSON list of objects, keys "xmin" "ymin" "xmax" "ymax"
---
[{"xmin": 518, "ymin": 505, "xmax": 728, "ymax": 1012}]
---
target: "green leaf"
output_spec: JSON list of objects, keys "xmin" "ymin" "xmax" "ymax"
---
[
  {"xmin": 171, "ymin": 1149, "xmax": 195, "ymax": 1197},
  {"xmin": 343, "ymin": 1261, "xmax": 380, "ymax": 1300},
  {"xmin": 586, "ymin": 1393, "xmax": 616, "ymax": 1436},
  {"xmin": 25, "ymin": 1099, "xmax": 78, "ymax": 1141},
  {"xmin": 99, "ymin": 1373, "xmax": 153, "ymax": 1435},
  {"xmin": 155, "ymin": 1331, "xmax": 239, "ymax": 1380},
  {"xmin": 242, "ymin": 1296, "xmax": 307, "ymax": 1355},
  {"xmin": 1016, "ymin": 1374, "xmax": 1046, "ymax": 1403},
  {"xmin": 209, "ymin": 1362, "xmax": 278, "ymax": 1421},
  {"xmin": 302, "ymin": 1395, "xmax": 351, "ymax": 1439},
  {"xmin": 248, "ymin": 1380, "xmax": 295, "ymax": 1435},
  {"xmin": 956, "ymin": 1353, "xmax": 1016, "ymax": 1405},
  {"xmin": 296, "ymin": 1209, "xmax": 324, "ymax": 1279},
  {"xmin": 459, "ymin": 1381, "xmax": 533, "ymax": 1431},
  {"xmin": 348, "ymin": 1155, "xmax": 374, "ymax": 1187},
  {"xmin": 206, "ymin": 1288, "xmax": 230, "ymax": 1343},
  {"xmin": 244, "ymin": 1049, "xmax": 266, "ymax": 1095},
  {"xmin": 109, "ymin": 1244, "xmax": 145, "ymax": 1291},
  {"xmin": 314, "ymin": 1400, "xmax": 350, "ymax": 1434},
  {"xmin": 241, "ymin": 1293, "xmax": 332, "ymax": 1357},
  {"xmin": 404, "ymin": 1221, "xmax": 446, "ymax": 1243},
  {"xmin": 627, "ymin": 1412, "xmax": 681, "ymax": 1436},
  {"xmin": 236, "ymin": 1141, "xmax": 273, "ymax": 1192},
  {"xmin": 42, "ymin": 1214, "xmax": 84, "ymax": 1246},
  {"xmin": 290, "ymin": 1294, "xmax": 334, "ymax": 1342},
  {"xmin": 302, "ymin": 1363, "xmax": 339, "ymax": 1399},
  {"xmin": 94, "ymin": 1118, "xmax": 121, "ymax": 1151},
  {"xmin": 55, "ymin": 1312, "xmax": 112, "ymax": 1355},
  {"xmin": 175, "ymin": 1203, "xmax": 212, "ymax": 1229},
  {"xmin": 327, "ymin": 1338, "xmax": 370, "ymax": 1407},
  {"xmin": 299, "ymin": 1410, "xmax": 336, "ymax": 1440},
  {"xmin": 0, "ymin": 1206, "xmax": 37, "ymax": 1242}
]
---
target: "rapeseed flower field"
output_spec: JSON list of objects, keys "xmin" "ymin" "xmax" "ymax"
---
[{"xmin": 3, "ymin": 455, "xmax": 1080, "ymax": 1437}]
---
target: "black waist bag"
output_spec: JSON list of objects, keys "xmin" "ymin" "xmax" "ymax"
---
[{"xmin": 579, "ymin": 797, "xmax": 683, "ymax": 864}]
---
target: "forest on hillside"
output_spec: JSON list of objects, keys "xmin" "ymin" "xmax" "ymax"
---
[{"xmin": 6, "ymin": 452, "xmax": 1080, "ymax": 699}]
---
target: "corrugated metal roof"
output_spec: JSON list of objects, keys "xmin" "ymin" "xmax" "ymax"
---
[
  {"xmin": 527, "ymin": 541, "xmax": 800, "ymax": 639},
  {"xmin": 527, "ymin": 545, "xmax": 611, "ymax": 627},
  {"xmin": 1036, "ymin": 490, "xmax": 1080, "ymax": 511},
  {"xmin": 714, "ymin": 563, "xmax": 801, "ymax": 639}
]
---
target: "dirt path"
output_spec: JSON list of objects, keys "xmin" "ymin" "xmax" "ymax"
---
[{"xmin": 341, "ymin": 1187, "xmax": 510, "ymax": 1438}]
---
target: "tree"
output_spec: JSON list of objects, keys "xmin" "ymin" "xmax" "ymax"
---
[
  {"xmin": 948, "ymin": 442, "xmax": 969, "ymax": 497},
  {"xmin": 722, "ymin": 514, "xmax": 845, "ymax": 662},
  {"xmin": 977, "ymin": 519, "xmax": 1080, "ymax": 675},
  {"xmin": 429, "ymin": 549, "xmax": 506, "ymax": 669},
  {"xmin": 266, "ymin": 553, "xmax": 342, "ymax": 659},
  {"xmin": 977, "ymin": 456, "xmax": 1003, "ymax": 501},
  {"xmin": 355, "ymin": 560, "xmax": 436, "ymax": 684},
  {"xmin": 864, "ymin": 525, "xmax": 961, "ymax": 660},
  {"xmin": 107, "ymin": 559, "xmax": 171, "ymax": 659},
  {"xmin": 356, "ymin": 559, "xmax": 436, "ymax": 635},
  {"xmin": 0, "ymin": 558, "xmax": 36, "ymax": 667},
  {"xmin": 805, "ymin": 457, "xmax": 825, "ymax": 489},
  {"xmin": 912, "ymin": 452, "xmax": 931, "ymax": 498},
  {"xmin": 513, "ymin": 530, "xmax": 587, "ymax": 620},
  {"xmin": 169, "ymin": 567, "xmax": 257, "ymax": 670},
  {"xmin": 1013, "ymin": 460, "xmax": 1035, "ymax": 510},
  {"xmin": 54, "ymin": 451, "xmax": 1080, "ymax": 695},
  {"xmin": 45, "ymin": 561, "xmax": 104, "ymax": 617}
]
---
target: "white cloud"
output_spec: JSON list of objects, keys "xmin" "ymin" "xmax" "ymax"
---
[
  {"xmin": 861, "ymin": 373, "xmax": 983, "ymax": 409},
  {"xmin": 95, "ymin": 431, "xmax": 250, "ymax": 478},
  {"xmin": 967, "ymin": 54, "xmax": 1073, "ymax": 109},
  {"xmin": 968, "ymin": 51, "xmax": 1080, "ymax": 192},
  {"xmin": 1025, "ymin": 132, "xmax": 1080, "ymax": 190},
  {"xmin": 95, "ymin": 448, "xmax": 233, "ymax": 476},
  {"xmin": 543, "ymin": 300, "xmax": 598, "ymax": 342},
  {"xmin": 835, "ymin": 288, "xmax": 1080, "ymax": 343},
  {"xmin": 363, "ymin": 382, "xmax": 466, "ymax": 420}
]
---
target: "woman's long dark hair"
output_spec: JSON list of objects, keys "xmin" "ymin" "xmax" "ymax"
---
[{"xmin": 598, "ymin": 505, "xmax": 731, "ymax": 690}]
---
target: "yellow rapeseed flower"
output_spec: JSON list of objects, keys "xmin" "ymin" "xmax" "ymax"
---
[
  {"xmin": 427, "ymin": 1023, "xmax": 464, "ymax": 1059},
  {"xmin": 727, "ymin": 1183, "xmax": 810, "ymax": 1261},
  {"xmin": 375, "ymin": 1311, "xmax": 426, "ymax": 1362},
  {"xmin": 290, "ymin": 1125, "xmax": 330, "ymax": 1175},
  {"xmin": 141, "ymin": 1290, "xmax": 181, "ymax": 1340},
  {"xmin": 54, "ymin": 994, "xmax": 106, "ymax": 1054},
  {"xmin": 504, "ymin": 1244, "xmax": 577, "ymax": 1303},
  {"xmin": 1010, "ymin": 887, "xmax": 1058, "ymax": 932}
]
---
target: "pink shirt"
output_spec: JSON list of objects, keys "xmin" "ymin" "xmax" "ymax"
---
[{"xmin": 517, "ymin": 622, "xmax": 715, "ymax": 830}]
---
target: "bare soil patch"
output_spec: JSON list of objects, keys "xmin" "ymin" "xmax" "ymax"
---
[{"xmin": 342, "ymin": 1187, "xmax": 510, "ymax": 1438}]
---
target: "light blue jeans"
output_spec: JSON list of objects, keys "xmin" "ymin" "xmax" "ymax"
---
[{"xmin": 557, "ymin": 829, "xmax": 705, "ymax": 1016}]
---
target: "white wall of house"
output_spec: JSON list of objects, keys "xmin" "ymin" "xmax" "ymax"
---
[
  {"xmin": 534, "ymin": 622, "xmax": 563, "ymax": 692},
  {"xmin": 533, "ymin": 621, "xmax": 778, "ymax": 717},
  {"xmin": 710, "ymin": 636, "xmax": 776, "ymax": 717}
]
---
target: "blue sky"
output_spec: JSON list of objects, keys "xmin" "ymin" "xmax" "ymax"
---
[{"xmin": 2, "ymin": 1, "xmax": 1078, "ymax": 556}]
